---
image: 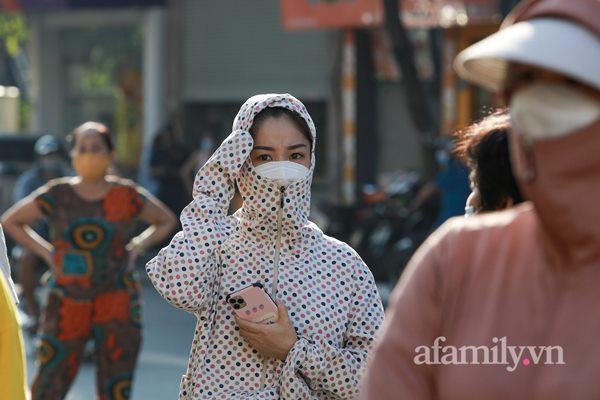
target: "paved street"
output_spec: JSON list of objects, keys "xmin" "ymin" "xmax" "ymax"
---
[{"xmin": 22, "ymin": 271, "xmax": 197, "ymax": 400}]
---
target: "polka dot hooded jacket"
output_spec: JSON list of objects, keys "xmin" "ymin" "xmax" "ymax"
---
[{"xmin": 146, "ymin": 94, "xmax": 384, "ymax": 399}]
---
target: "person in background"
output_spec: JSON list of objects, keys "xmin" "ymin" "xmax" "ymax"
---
[
  {"xmin": 13, "ymin": 134, "xmax": 71, "ymax": 325},
  {"xmin": 2, "ymin": 122, "xmax": 177, "ymax": 400},
  {"xmin": 180, "ymin": 129, "xmax": 244, "ymax": 215},
  {"xmin": 13, "ymin": 135, "xmax": 70, "ymax": 202},
  {"xmin": 412, "ymin": 140, "xmax": 471, "ymax": 227},
  {"xmin": 147, "ymin": 94, "xmax": 384, "ymax": 399},
  {"xmin": 0, "ymin": 225, "xmax": 27, "ymax": 400},
  {"xmin": 149, "ymin": 124, "xmax": 190, "ymax": 216},
  {"xmin": 180, "ymin": 129, "xmax": 216, "ymax": 196},
  {"xmin": 360, "ymin": 0, "xmax": 600, "ymax": 398},
  {"xmin": 455, "ymin": 109, "xmax": 524, "ymax": 216}
]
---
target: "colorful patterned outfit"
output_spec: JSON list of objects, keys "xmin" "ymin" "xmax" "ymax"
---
[
  {"xmin": 32, "ymin": 177, "xmax": 147, "ymax": 400},
  {"xmin": 146, "ymin": 94, "xmax": 385, "ymax": 399}
]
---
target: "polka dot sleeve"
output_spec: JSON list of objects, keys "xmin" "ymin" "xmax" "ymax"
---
[
  {"xmin": 279, "ymin": 254, "xmax": 384, "ymax": 399},
  {"xmin": 145, "ymin": 130, "xmax": 253, "ymax": 312}
]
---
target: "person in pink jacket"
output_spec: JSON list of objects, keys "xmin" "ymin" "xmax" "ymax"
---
[
  {"xmin": 146, "ymin": 93, "xmax": 384, "ymax": 399},
  {"xmin": 360, "ymin": 0, "xmax": 600, "ymax": 399}
]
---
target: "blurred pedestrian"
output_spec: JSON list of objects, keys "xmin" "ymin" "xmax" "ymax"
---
[
  {"xmin": 2, "ymin": 121, "xmax": 177, "ymax": 399},
  {"xmin": 412, "ymin": 140, "xmax": 470, "ymax": 227},
  {"xmin": 13, "ymin": 134, "xmax": 71, "ymax": 326},
  {"xmin": 0, "ymin": 224, "xmax": 27, "ymax": 400},
  {"xmin": 13, "ymin": 135, "xmax": 70, "ymax": 202},
  {"xmin": 360, "ymin": 0, "xmax": 600, "ymax": 398},
  {"xmin": 149, "ymin": 124, "xmax": 190, "ymax": 216},
  {"xmin": 455, "ymin": 109, "xmax": 524, "ymax": 216},
  {"xmin": 180, "ymin": 129, "xmax": 216, "ymax": 196},
  {"xmin": 147, "ymin": 94, "xmax": 384, "ymax": 399}
]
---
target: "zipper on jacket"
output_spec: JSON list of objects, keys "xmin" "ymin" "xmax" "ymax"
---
[
  {"xmin": 258, "ymin": 186, "xmax": 286, "ymax": 394},
  {"xmin": 270, "ymin": 187, "xmax": 285, "ymax": 296}
]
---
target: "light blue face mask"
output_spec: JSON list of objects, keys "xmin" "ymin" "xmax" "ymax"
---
[
  {"xmin": 435, "ymin": 149, "xmax": 449, "ymax": 166},
  {"xmin": 254, "ymin": 161, "xmax": 309, "ymax": 187},
  {"xmin": 464, "ymin": 205, "xmax": 476, "ymax": 218},
  {"xmin": 200, "ymin": 137, "xmax": 214, "ymax": 152}
]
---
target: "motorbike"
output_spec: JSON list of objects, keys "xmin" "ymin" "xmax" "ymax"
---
[{"xmin": 317, "ymin": 170, "xmax": 440, "ymax": 288}]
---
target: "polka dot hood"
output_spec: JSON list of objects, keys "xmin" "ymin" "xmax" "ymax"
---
[{"xmin": 146, "ymin": 93, "xmax": 384, "ymax": 400}]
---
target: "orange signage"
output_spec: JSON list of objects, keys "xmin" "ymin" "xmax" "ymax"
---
[
  {"xmin": 281, "ymin": 0, "xmax": 500, "ymax": 30},
  {"xmin": 0, "ymin": 0, "xmax": 21, "ymax": 11},
  {"xmin": 281, "ymin": 0, "xmax": 381, "ymax": 30}
]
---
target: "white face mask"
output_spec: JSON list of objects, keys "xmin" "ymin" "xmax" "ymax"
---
[
  {"xmin": 509, "ymin": 81, "xmax": 600, "ymax": 141},
  {"xmin": 254, "ymin": 161, "xmax": 309, "ymax": 187}
]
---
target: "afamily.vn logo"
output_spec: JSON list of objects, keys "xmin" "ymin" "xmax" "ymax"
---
[{"xmin": 414, "ymin": 337, "xmax": 565, "ymax": 372}]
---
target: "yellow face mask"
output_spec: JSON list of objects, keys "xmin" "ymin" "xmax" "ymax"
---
[{"xmin": 72, "ymin": 153, "xmax": 111, "ymax": 182}]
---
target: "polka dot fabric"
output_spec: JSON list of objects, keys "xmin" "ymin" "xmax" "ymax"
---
[{"xmin": 146, "ymin": 94, "xmax": 384, "ymax": 399}]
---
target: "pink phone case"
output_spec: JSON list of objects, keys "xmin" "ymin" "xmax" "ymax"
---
[{"xmin": 226, "ymin": 283, "xmax": 279, "ymax": 324}]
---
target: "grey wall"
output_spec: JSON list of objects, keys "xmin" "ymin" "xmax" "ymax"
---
[
  {"xmin": 182, "ymin": 0, "xmax": 331, "ymax": 101},
  {"xmin": 376, "ymin": 82, "xmax": 422, "ymax": 174}
]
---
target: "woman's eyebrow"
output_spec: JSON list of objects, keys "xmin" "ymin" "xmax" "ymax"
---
[
  {"xmin": 288, "ymin": 144, "xmax": 308, "ymax": 150},
  {"xmin": 253, "ymin": 144, "xmax": 308, "ymax": 151}
]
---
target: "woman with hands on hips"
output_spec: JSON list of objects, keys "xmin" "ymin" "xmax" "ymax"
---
[
  {"xmin": 1, "ymin": 122, "xmax": 177, "ymax": 399},
  {"xmin": 146, "ymin": 94, "xmax": 384, "ymax": 399}
]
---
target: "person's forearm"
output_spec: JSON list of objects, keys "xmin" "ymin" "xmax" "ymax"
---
[
  {"xmin": 132, "ymin": 219, "xmax": 177, "ymax": 251},
  {"xmin": 180, "ymin": 170, "xmax": 194, "ymax": 195},
  {"xmin": 180, "ymin": 152, "xmax": 200, "ymax": 195},
  {"xmin": 3, "ymin": 222, "xmax": 53, "ymax": 265}
]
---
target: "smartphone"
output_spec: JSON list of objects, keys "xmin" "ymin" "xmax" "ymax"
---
[{"xmin": 226, "ymin": 282, "xmax": 279, "ymax": 324}]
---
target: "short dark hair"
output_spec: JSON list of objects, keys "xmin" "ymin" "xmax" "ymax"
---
[
  {"xmin": 69, "ymin": 121, "xmax": 114, "ymax": 151},
  {"xmin": 250, "ymin": 107, "xmax": 313, "ymax": 149},
  {"xmin": 456, "ymin": 109, "xmax": 524, "ymax": 211}
]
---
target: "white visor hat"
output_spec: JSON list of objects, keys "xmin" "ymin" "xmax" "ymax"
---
[{"xmin": 454, "ymin": 17, "xmax": 600, "ymax": 93}]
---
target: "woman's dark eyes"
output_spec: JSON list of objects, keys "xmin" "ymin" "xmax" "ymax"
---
[{"xmin": 255, "ymin": 153, "xmax": 305, "ymax": 161}]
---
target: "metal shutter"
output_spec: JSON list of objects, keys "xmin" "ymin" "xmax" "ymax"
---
[{"xmin": 182, "ymin": 0, "xmax": 331, "ymax": 101}]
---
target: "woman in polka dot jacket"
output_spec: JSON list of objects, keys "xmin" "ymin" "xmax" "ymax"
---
[{"xmin": 146, "ymin": 93, "xmax": 384, "ymax": 399}]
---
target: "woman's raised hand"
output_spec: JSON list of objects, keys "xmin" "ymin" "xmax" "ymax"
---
[{"xmin": 207, "ymin": 129, "xmax": 254, "ymax": 180}]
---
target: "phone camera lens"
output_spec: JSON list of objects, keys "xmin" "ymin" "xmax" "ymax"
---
[{"xmin": 233, "ymin": 303, "xmax": 241, "ymax": 310}]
